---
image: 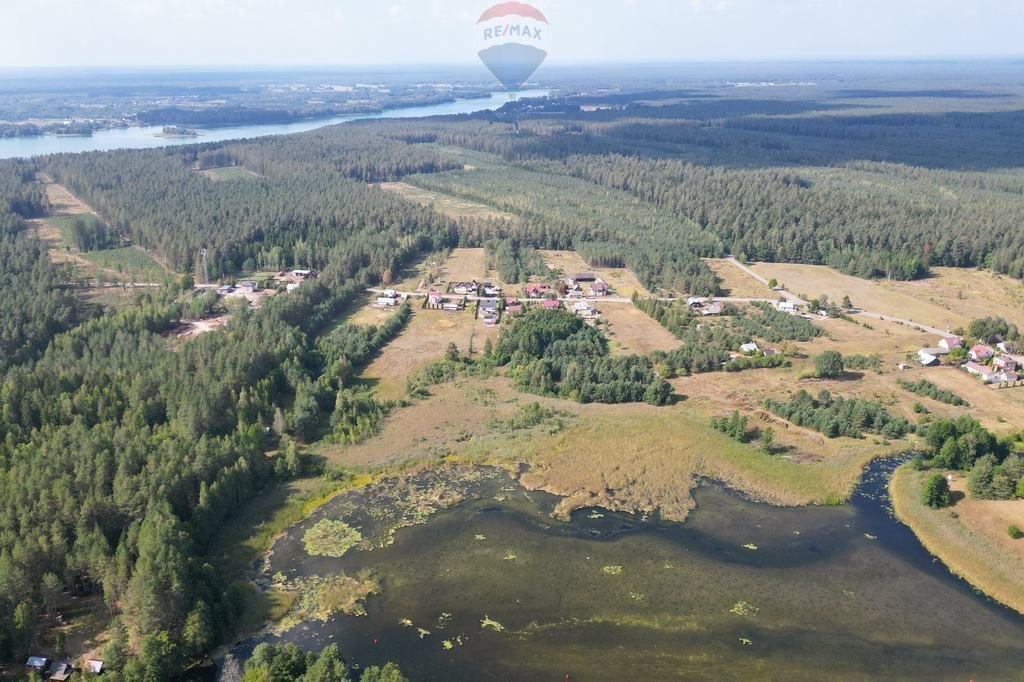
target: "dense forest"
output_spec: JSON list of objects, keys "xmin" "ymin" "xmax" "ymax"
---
[{"xmin": 0, "ymin": 146, "xmax": 457, "ymax": 677}]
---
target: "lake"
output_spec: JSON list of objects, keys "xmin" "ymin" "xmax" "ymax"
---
[
  {"xmin": 0, "ymin": 90, "xmax": 548, "ymax": 160},
  {"xmin": 241, "ymin": 459, "xmax": 1024, "ymax": 680}
]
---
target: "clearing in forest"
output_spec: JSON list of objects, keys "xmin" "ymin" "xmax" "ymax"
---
[
  {"xmin": 438, "ymin": 248, "xmax": 489, "ymax": 285},
  {"xmin": 539, "ymin": 250, "xmax": 654, "ymax": 299},
  {"xmin": 379, "ymin": 181, "xmax": 518, "ymax": 221},
  {"xmin": 597, "ymin": 303, "xmax": 679, "ymax": 355},
  {"xmin": 201, "ymin": 165, "xmax": 261, "ymax": 181},
  {"xmin": 876, "ymin": 266, "xmax": 1024, "ymax": 330}
]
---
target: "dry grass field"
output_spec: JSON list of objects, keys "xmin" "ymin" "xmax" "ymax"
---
[
  {"xmin": 878, "ymin": 266, "xmax": 1024, "ymax": 330},
  {"xmin": 746, "ymin": 262, "xmax": 1024, "ymax": 332},
  {"xmin": 344, "ymin": 292, "xmax": 402, "ymax": 327},
  {"xmin": 440, "ymin": 247, "xmax": 488, "ymax": 284},
  {"xmin": 539, "ymin": 250, "xmax": 654, "ymax": 298},
  {"xmin": 892, "ymin": 466, "xmax": 1024, "ymax": 614},
  {"xmin": 597, "ymin": 302, "xmax": 680, "ymax": 355},
  {"xmin": 359, "ymin": 307, "xmax": 478, "ymax": 399},
  {"xmin": 200, "ymin": 165, "xmax": 261, "ymax": 181},
  {"xmin": 704, "ymin": 258, "xmax": 776, "ymax": 298},
  {"xmin": 749, "ymin": 262, "xmax": 963, "ymax": 331},
  {"xmin": 379, "ymin": 182, "xmax": 517, "ymax": 221}
]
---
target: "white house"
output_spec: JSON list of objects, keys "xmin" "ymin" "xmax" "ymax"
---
[
  {"xmin": 777, "ymin": 301, "xmax": 797, "ymax": 314},
  {"xmin": 938, "ymin": 336, "xmax": 963, "ymax": 352}
]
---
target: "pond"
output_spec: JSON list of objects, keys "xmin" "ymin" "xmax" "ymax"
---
[{"xmin": 239, "ymin": 459, "xmax": 1024, "ymax": 680}]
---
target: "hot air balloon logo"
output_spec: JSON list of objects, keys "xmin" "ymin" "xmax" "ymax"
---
[{"xmin": 475, "ymin": 2, "xmax": 549, "ymax": 91}]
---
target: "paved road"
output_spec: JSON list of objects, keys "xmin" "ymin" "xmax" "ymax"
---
[{"xmin": 723, "ymin": 256, "xmax": 808, "ymax": 305}]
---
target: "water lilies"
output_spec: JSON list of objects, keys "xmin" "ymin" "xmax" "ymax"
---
[
  {"xmin": 399, "ymin": 618, "xmax": 413, "ymax": 627},
  {"xmin": 742, "ymin": 543, "xmax": 758, "ymax": 551},
  {"xmin": 602, "ymin": 565, "xmax": 623, "ymax": 575},
  {"xmin": 481, "ymin": 615, "xmax": 505, "ymax": 632},
  {"xmin": 417, "ymin": 628, "xmax": 431, "ymax": 639},
  {"xmin": 730, "ymin": 601, "xmax": 759, "ymax": 617},
  {"xmin": 475, "ymin": 534, "xmax": 487, "ymax": 541}
]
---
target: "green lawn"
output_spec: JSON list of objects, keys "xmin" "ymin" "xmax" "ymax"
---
[{"xmin": 81, "ymin": 246, "xmax": 167, "ymax": 281}]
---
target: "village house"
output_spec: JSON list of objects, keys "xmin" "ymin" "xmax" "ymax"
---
[
  {"xmin": 442, "ymin": 299, "xmax": 463, "ymax": 313},
  {"xmin": 238, "ymin": 280, "xmax": 259, "ymax": 294},
  {"xmin": 524, "ymin": 283, "xmax": 551, "ymax": 298},
  {"xmin": 427, "ymin": 290, "xmax": 443, "ymax": 308},
  {"xmin": 969, "ymin": 344, "xmax": 995, "ymax": 361},
  {"xmin": 375, "ymin": 289, "xmax": 399, "ymax": 307},
  {"xmin": 482, "ymin": 282, "xmax": 502, "ymax": 296},
  {"xmin": 215, "ymin": 285, "xmax": 234, "ymax": 296},
  {"xmin": 452, "ymin": 281, "xmax": 478, "ymax": 296},
  {"xmin": 918, "ymin": 349, "xmax": 941, "ymax": 367},
  {"xmin": 505, "ymin": 297, "xmax": 522, "ymax": 313},
  {"xmin": 687, "ymin": 297, "xmax": 707, "ymax": 308},
  {"xmin": 543, "ymin": 299, "xmax": 562, "ymax": 310},
  {"xmin": 938, "ymin": 336, "xmax": 963, "ymax": 352},
  {"xmin": 777, "ymin": 301, "xmax": 797, "ymax": 314},
  {"xmin": 994, "ymin": 355, "xmax": 1018, "ymax": 372},
  {"xmin": 590, "ymin": 280, "xmax": 609, "ymax": 296}
]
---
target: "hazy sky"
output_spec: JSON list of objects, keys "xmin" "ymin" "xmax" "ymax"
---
[{"xmin": 3, "ymin": 0, "xmax": 1023, "ymax": 68}]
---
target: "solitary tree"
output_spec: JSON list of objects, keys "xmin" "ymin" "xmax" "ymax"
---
[
  {"xmin": 814, "ymin": 351, "xmax": 845, "ymax": 379},
  {"xmin": 921, "ymin": 472, "xmax": 952, "ymax": 508}
]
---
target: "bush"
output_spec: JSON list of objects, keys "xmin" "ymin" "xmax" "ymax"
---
[
  {"xmin": 921, "ymin": 472, "xmax": 952, "ymax": 509},
  {"xmin": 1008, "ymin": 524, "xmax": 1024, "ymax": 540}
]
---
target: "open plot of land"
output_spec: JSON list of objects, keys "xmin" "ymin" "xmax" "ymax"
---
[
  {"xmin": 704, "ymin": 258, "xmax": 777, "ymax": 298},
  {"xmin": 877, "ymin": 266, "xmax": 1024, "ymax": 330},
  {"xmin": 344, "ymin": 292, "xmax": 402, "ymax": 327},
  {"xmin": 439, "ymin": 247, "xmax": 488, "ymax": 285},
  {"xmin": 201, "ymin": 165, "xmax": 261, "ymax": 181},
  {"xmin": 539, "ymin": 250, "xmax": 654, "ymax": 299},
  {"xmin": 360, "ymin": 307, "xmax": 478, "ymax": 399},
  {"xmin": 597, "ymin": 302, "xmax": 680, "ymax": 355},
  {"xmin": 379, "ymin": 182, "xmax": 517, "ymax": 221},
  {"xmin": 749, "ymin": 262, "xmax": 964, "ymax": 331}
]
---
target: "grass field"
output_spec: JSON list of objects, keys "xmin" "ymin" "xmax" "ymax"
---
[
  {"xmin": 201, "ymin": 165, "xmax": 261, "ymax": 182},
  {"xmin": 440, "ymin": 247, "xmax": 488, "ymax": 284},
  {"xmin": 878, "ymin": 266, "xmax": 1024, "ymax": 330},
  {"xmin": 746, "ymin": 261, "xmax": 1023, "ymax": 332},
  {"xmin": 80, "ymin": 246, "xmax": 167, "ymax": 281},
  {"xmin": 703, "ymin": 258, "xmax": 776, "ymax": 298},
  {"xmin": 344, "ymin": 292, "xmax": 402, "ymax": 327},
  {"xmin": 597, "ymin": 303, "xmax": 680, "ymax": 355},
  {"xmin": 539, "ymin": 250, "xmax": 654, "ymax": 298},
  {"xmin": 891, "ymin": 465, "xmax": 1024, "ymax": 614},
  {"xmin": 359, "ymin": 307, "xmax": 478, "ymax": 399},
  {"xmin": 379, "ymin": 182, "xmax": 517, "ymax": 221}
]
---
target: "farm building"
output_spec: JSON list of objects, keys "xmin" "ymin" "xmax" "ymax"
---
[
  {"xmin": 701, "ymin": 302, "xmax": 724, "ymax": 316},
  {"xmin": 574, "ymin": 272, "xmax": 598, "ymax": 283},
  {"xmin": 965, "ymin": 362, "xmax": 998, "ymax": 383},
  {"xmin": 918, "ymin": 349, "xmax": 941, "ymax": 366},
  {"xmin": 452, "ymin": 281, "xmax": 478, "ymax": 295}
]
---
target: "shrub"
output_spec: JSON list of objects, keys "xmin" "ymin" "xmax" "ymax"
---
[
  {"xmin": 1009, "ymin": 524, "xmax": 1024, "ymax": 540},
  {"xmin": 814, "ymin": 350, "xmax": 845, "ymax": 379}
]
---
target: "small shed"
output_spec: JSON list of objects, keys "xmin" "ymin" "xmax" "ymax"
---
[
  {"xmin": 26, "ymin": 656, "xmax": 49, "ymax": 672},
  {"xmin": 47, "ymin": 662, "xmax": 75, "ymax": 681},
  {"xmin": 85, "ymin": 660, "xmax": 104, "ymax": 675}
]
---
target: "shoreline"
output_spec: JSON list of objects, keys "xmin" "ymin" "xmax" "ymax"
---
[{"xmin": 890, "ymin": 464, "xmax": 1024, "ymax": 615}]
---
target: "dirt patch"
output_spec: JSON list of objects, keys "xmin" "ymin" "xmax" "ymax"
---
[
  {"xmin": 597, "ymin": 303, "xmax": 679, "ymax": 355},
  {"xmin": 345, "ymin": 293, "xmax": 403, "ymax": 327}
]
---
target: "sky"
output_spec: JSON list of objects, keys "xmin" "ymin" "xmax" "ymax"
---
[{"xmin": 3, "ymin": 0, "xmax": 1024, "ymax": 68}]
